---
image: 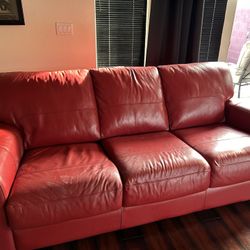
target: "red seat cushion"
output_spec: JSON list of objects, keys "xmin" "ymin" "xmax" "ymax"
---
[
  {"xmin": 91, "ymin": 67, "xmax": 169, "ymax": 138},
  {"xmin": 102, "ymin": 132, "xmax": 210, "ymax": 207},
  {"xmin": 175, "ymin": 125, "xmax": 250, "ymax": 187},
  {"xmin": 158, "ymin": 62, "xmax": 234, "ymax": 130},
  {"xmin": 0, "ymin": 70, "xmax": 100, "ymax": 149},
  {"xmin": 6, "ymin": 143, "xmax": 122, "ymax": 230}
]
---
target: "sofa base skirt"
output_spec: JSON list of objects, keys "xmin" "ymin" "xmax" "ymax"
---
[
  {"xmin": 12, "ymin": 181, "xmax": 250, "ymax": 249},
  {"xmin": 0, "ymin": 206, "xmax": 16, "ymax": 250},
  {"xmin": 121, "ymin": 191, "xmax": 206, "ymax": 229},
  {"xmin": 13, "ymin": 209, "xmax": 122, "ymax": 250},
  {"xmin": 121, "ymin": 181, "xmax": 250, "ymax": 229},
  {"xmin": 205, "ymin": 180, "xmax": 250, "ymax": 209}
]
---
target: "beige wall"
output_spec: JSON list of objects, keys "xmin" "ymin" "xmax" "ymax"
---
[
  {"xmin": 218, "ymin": 0, "xmax": 238, "ymax": 61},
  {"xmin": 0, "ymin": 0, "xmax": 96, "ymax": 72}
]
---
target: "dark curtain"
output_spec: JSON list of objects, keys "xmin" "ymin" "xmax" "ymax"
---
[{"xmin": 146, "ymin": 0, "xmax": 205, "ymax": 66}]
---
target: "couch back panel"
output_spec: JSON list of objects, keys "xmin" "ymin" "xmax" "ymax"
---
[
  {"xmin": 0, "ymin": 70, "xmax": 100, "ymax": 148},
  {"xmin": 91, "ymin": 67, "xmax": 169, "ymax": 138},
  {"xmin": 158, "ymin": 62, "xmax": 234, "ymax": 130}
]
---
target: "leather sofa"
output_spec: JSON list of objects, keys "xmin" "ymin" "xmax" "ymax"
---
[{"xmin": 0, "ymin": 62, "xmax": 249, "ymax": 250}]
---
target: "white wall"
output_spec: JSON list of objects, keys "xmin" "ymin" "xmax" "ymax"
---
[
  {"xmin": 0, "ymin": 0, "xmax": 96, "ymax": 72},
  {"xmin": 218, "ymin": 0, "xmax": 238, "ymax": 62}
]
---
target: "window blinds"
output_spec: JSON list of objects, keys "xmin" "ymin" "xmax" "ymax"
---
[
  {"xmin": 199, "ymin": 0, "xmax": 228, "ymax": 61},
  {"xmin": 96, "ymin": 0, "xmax": 146, "ymax": 67}
]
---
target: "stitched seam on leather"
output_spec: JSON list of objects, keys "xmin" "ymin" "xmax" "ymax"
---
[
  {"xmin": 104, "ymin": 101, "xmax": 164, "ymax": 107},
  {"xmin": 114, "ymin": 145, "xmax": 194, "ymax": 158},
  {"xmin": 8, "ymin": 188, "xmax": 123, "ymax": 206},
  {"xmin": 0, "ymin": 184, "xmax": 6, "ymax": 203},
  {"xmin": 11, "ymin": 208, "xmax": 122, "ymax": 230},
  {"xmin": 88, "ymin": 77, "xmax": 102, "ymax": 138},
  {"xmin": 125, "ymin": 170, "xmax": 210, "ymax": 187},
  {"xmin": 106, "ymin": 96, "xmax": 224, "ymax": 106},
  {"xmin": 203, "ymin": 190, "xmax": 208, "ymax": 209},
  {"xmin": 16, "ymin": 160, "xmax": 111, "ymax": 177},
  {"xmin": 191, "ymin": 135, "xmax": 250, "ymax": 147},
  {"xmin": 220, "ymin": 159, "xmax": 250, "ymax": 167},
  {"xmin": 157, "ymin": 71, "xmax": 170, "ymax": 130},
  {"xmin": 175, "ymin": 95, "xmax": 223, "ymax": 100},
  {"xmin": 18, "ymin": 108, "xmax": 96, "ymax": 121}
]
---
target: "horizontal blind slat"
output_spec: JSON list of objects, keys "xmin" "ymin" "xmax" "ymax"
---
[
  {"xmin": 96, "ymin": 0, "xmax": 146, "ymax": 67},
  {"xmin": 199, "ymin": 0, "xmax": 227, "ymax": 61}
]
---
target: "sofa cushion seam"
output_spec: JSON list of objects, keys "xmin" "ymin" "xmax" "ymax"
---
[
  {"xmin": 17, "ymin": 160, "xmax": 111, "ymax": 177},
  {"xmin": 102, "ymin": 101, "xmax": 164, "ymax": 107},
  {"xmin": 111, "ymin": 145, "xmax": 198, "ymax": 159},
  {"xmin": 168, "ymin": 95, "xmax": 224, "ymax": 101},
  {"xmin": 18, "ymin": 108, "xmax": 96, "ymax": 121},
  {"xmin": 8, "ymin": 188, "xmax": 123, "ymax": 207},
  {"xmin": 189, "ymin": 135, "xmax": 250, "ymax": 148},
  {"xmin": 125, "ymin": 170, "xmax": 210, "ymax": 188},
  {"xmin": 0, "ymin": 183, "xmax": 6, "ymax": 203},
  {"xmin": 215, "ymin": 159, "xmax": 250, "ymax": 168},
  {"xmin": 11, "ymin": 208, "xmax": 122, "ymax": 231}
]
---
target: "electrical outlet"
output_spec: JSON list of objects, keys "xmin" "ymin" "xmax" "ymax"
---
[{"xmin": 56, "ymin": 22, "xmax": 74, "ymax": 35}]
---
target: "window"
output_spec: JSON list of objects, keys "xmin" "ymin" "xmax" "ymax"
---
[
  {"xmin": 199, "ymin": 0, "xmax": 228, "ymax": 61},
  {"xmin": 95, "ymin": 0, "xmax": 147, "ymax": 67}
]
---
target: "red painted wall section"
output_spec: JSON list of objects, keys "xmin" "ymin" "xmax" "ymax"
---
[{"xmin": 227, "ymin": 0, "xmax": 250, "ymax": 63}]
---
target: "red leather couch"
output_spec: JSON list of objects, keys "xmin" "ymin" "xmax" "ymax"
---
[{"xmin": 0, "ymin": 62, "xmax": 249, "ymax": 250}]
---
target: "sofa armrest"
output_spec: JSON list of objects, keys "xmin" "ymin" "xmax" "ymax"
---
[
  {"xmin": 0, "ymin": 124, "xmax": 23, "ymax": 204},
  {"xmin": 225, "ymin": 99, "xmax": 250, "ymax": 133},
  {"xmin": 0, "ymin": 124, "xmax": 23, "ymax": 250}
]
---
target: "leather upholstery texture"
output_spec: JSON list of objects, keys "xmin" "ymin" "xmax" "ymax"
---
[
  {"xmin": 226, "ymin": 99, "xmax": 250, "ymax": 134},
  {"xmin": 158, "ymin": 62, "xmax": 234, "ymax": 130},
  {"xmin": 122, "ymin": 191, "xmax": 206, "ymax": 229},
  {"xmin": 0, "ymin": 124, "xmax": 22, "ymax": 250},
  {"xmin": 103, "ymin": 132, "xmax": 210, "ymax": 206},
  {"xmin": 6, "ymin": 143, "xmax": 122, "ymax": 230},
  {"xmin": 13, "ymin": 210, "xmax": 121, "ymax": 250},
  {"xmin": 175, "ymin": 124, "xmax": 250, "ymax": 187},
  {"xmin": 91, "ymin": 67, "xmax": 169, "ymax": 138},
  {"xmin": 0, "ymin": 206, "xmax": 15, "ymax": 250},
  {"xmin": 205, "ymin": 181, "xmax": 250, "ymax": 209},
  {"xmin": 0, "ymin": 70, "xmax": 100, "ymax": 149},
  {"xmin": 0, "ymin": 62, "xmax": 249, "ymax": 250},
  {"xmin": 0, "ymin": 124, "xmax": 23, "ymax": 203}
]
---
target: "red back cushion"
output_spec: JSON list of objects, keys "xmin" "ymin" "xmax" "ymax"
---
[
  {"xmin": 158, "ymin": 62, "xmax": 234, "ymax": 130},
  {"xmin": 91, "ymin": 67, "xmax": 169, "ymax": 138},
  {"xmin": 0, "ymin": 70, "xmax": 100, "ymax": 148}
]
